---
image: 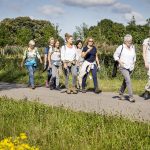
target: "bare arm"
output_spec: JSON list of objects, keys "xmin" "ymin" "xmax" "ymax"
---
[
  {"xmin": 21, "ymin": 58, "xmax": 25, "ymax": 68},
  {"xmin": 21, "ymin": 50, "xmax": 26, "ymax": 68},
  {"xmin": 81, "ymin": 47, "xmax": 92, "ymax": 58},
  {"xmin": 96, "ymin": 53, "xmax": 100, "ymax": 66},
  {"xmin": 44, "ymin": 54, "xmax": 48, "ymax": 65},
  {"xmin": 48, "ymin": 52, "xmax": 52, "ymax": 68}
]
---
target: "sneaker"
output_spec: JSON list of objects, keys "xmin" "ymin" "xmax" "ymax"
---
[
  {"xmin": 129, "ymin": 97, "xmax": 135, "ymax": 103},
  {"xmin": 119, "ymin": 95, "xmax": 126, "ymax": 100},
  {"xmin": 144, "ymin": 91, "xmax": 149, "ymax": 100},
  {"xmin": 32, "ymin": 86, "xmax": 35, "ymax": 90},
  {"xmin": 72, "ymin": 87, "xmax": 78, "ymax": 94},
  {"xmin": 118, "ymin": 91, "xmax": 125, "ymax": 100},
  {"xmin": 55, "ymin": 86, "xmax": 61, "ymax": 91},
  {"xmin": 45, "ymin": 80, "xmax": 49, "ymax": 88},
  {"xmin": 82, "ymin": 88, "xmax": 86, "ymax": 93}
]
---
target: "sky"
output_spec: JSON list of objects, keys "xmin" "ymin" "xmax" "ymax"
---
[{"xmin": 0, "ymin": 0, "xmax": 150, "ymax": 37}]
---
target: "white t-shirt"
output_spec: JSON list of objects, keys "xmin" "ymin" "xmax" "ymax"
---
[
  {"xmin": 50, "ymin": 48, "xmax": 61, "ymax": 61},
  {"xmin": 113, "ymin": 44, "xmax": 136, "ymax": 71},
  {"xmin": 143, "ymin": 38, "xmax": 150, "ymax": 63},
  {"xmin": 61, "ymin": 45, "xmax": 79, "ymax": 62},
  {"xmin": 76, "ymin": 48, "xmax": 84, "ymax": 64}
]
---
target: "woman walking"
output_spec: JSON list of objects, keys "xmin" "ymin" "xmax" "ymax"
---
[
  {"xmin": 61, "ymin": 34, "xmax": 78, "ymax": 94},
  {"xmin": 113, "ymin": 34, "xmax": 136, "ymax": 102},
  {"xmin": 21, "ymin": 40, "xmax": 42, "ymax": 89},
  {"xmin": 76, "ymin": 40, "xmax": 84, "ymax": 90},
  {"xmin": 48, "ymin": 40, "xmax": 61, "ymax": 90},
  {"xmin": 44, "ymin": 37, "xmax": 55, "ymax": 88},
  {"xmin": 79, "ymin": 37, "xmax": 101, "ymax": 94}
]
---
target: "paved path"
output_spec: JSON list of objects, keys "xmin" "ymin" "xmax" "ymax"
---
[{"xmin": 0, "ymin": 82, "xmax": 150, "ymax": 122}]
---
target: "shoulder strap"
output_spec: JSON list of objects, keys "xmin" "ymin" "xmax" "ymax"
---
[{"xmin": 118, "ymin": 45, "xmax": 123, "ymax": 59}]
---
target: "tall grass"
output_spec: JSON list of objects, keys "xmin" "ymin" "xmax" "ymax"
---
[{"xmin": 0, "ymin": 97, "xmax": 150, "ymax": 150}]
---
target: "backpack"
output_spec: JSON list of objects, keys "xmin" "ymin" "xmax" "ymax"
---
[
  {"xmin": 112, "ymin": 45, "xmax": 123, "ymax": 77},
  {"xmin": 24, "ymin": 48, "xmax": 38, "ymax": 67}
]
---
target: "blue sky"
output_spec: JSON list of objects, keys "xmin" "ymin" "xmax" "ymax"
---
[{"xmin": 0, "ymin": 0, "xmax": 150, "ymax": 37}]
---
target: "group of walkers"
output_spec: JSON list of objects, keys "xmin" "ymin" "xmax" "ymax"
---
[{"xmin": 21, "ymin": 31, "xmax": 150, "ymax": 102}]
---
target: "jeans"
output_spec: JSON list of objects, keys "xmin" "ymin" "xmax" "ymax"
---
[
  {"xmin": 51, "ymin": 65, "xmax": 60, "ymax": 87},
  {"xmin": 119, "ymin": 67, "xmax": 133, "ymax": 97},
  {"xmin": 26, "ymin": 65, "xmax": 36, "ymax": 87},
  {"xmin": 64, "ymin": 65, "xmax": 77, "ymax": 89},
  {"xmin": 82, "ymin": 64, "xmax": 98, "ymax": 90}
]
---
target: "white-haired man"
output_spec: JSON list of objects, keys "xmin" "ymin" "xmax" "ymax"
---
[{"xmin": 114, "ymin": 34, "xmax": 136, "ymax": 102}]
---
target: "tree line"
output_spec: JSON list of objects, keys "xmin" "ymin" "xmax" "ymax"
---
[
  {"xmin": 0, "ymin": 17, "xmax": 63, "ymax": 47},
  {"xmin": 0, "ymin": 16, "xmax": 150, "ymax": 48},
  {"xmin": 73, "ymin": 16, "xmax": 150, "ymax": 46}
]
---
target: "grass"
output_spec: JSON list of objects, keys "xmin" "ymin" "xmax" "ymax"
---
[{"xmin": 0, "ymin": 97, "xmax": 150, "ymax": 150}]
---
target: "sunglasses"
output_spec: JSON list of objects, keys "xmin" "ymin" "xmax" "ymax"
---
[{"xmin": 88, "ymin": 40, "xmax": 93, "ymax": 42}]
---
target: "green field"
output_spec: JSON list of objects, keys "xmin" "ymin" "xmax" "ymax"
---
[{"xmin": 0, "ymin": 97, "xmax": 149, "ymax": 150}]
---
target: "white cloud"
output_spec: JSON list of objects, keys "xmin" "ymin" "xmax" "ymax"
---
[
  {"xmin": 61, "ymin": 0, "xmax": 116, "ymax": 7},
  {"xmin": 112, "ymin": 2, "xmax": 146, "ymax": 25},
  {"xmin": 112, "ymin": 2, "xmax": 132, "ymax": 14},
  {"xmin": 124, "ymin": 11, "xmax": 146, "ymax": 25},
  {"xmin": 39, "ymin": 5, "xmax": 64, "ymax": 16}
]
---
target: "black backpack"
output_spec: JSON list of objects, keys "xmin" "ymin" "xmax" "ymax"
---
[{"xmin": 112, "ymin": 45, "xmax": 123, "ymax": 77}]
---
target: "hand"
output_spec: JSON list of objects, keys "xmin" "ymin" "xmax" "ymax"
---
[
  {"xmin": 97, "ymin": 65, "xmax": 100, "ymax": 71},
  {"xmin": 87, "ymin": 47, "xmax": 92, "ymax": 53},
  {"xmin": 63, "ymin": 63, "xmax": 67, "ymax": 69},
  {"xmin": 118, "ymin": 60, "xmax": 125, "ymax": 68}
]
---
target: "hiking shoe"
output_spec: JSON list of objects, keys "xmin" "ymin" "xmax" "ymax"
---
[
  {"xmin": 144, "ymin": 91, "xmax": 149, "ymax": 100},
  {"xmin": 94, "ymin": 88, "xmax": 102, "ymax": 94},
  {"xmin": 55, "ymin": 86, "xmax": 61, "ymax": 91},
  {"xmin": 72, "ymin": 87, "xmax": 78, "ymax": 94},
  {"xmin": 118, "ymin": 91, "xmax": 125, "ymax": 100},
  {"xmin": 45, "ymin": 80, "xmax": 49, "ymax": 88},
  {"xmin": 32, "ymin": 86, "xmax": 35, "ymax": 90},
  {"xmin": 66, "ymin": 89, "xmax": 71, "ymax": 94},
  {"xmin": 129, "ymin": 97, "xmax": 135, "ymax": 103},
  {"xmin": 82, "ymin": 88, "xmax": 86, "ymax": 93},
  {"xmin": 119, "ymin": 95, "xmax": 126, "ymax": 100}
]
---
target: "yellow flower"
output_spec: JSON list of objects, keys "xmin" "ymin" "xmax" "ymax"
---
[
  {"xmin": 0, "ymin": 133, "xmax": 39, "ymax": 150},
  {"xmin": 20, "ymin": 133, "xmax": 27, "ymax": 140}
]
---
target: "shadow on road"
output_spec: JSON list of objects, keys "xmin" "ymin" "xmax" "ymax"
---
[{"xmin": 0, "ymin": 82, "xmax": 27, "ymax": 91}]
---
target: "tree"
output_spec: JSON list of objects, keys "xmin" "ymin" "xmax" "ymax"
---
[
  {"xmin": 0, "ymin": 17, "xmax": 60, "ymax": 47},
  {"xmin": 128, "ymin": 16, "xmax": 136, "ymax": 26},
  {"xmin": 16, "ymin": 28, "xmax": 33, "ymax": 46},
  {"xmin": 73, "ymin": 23, "xmax": 89, "ymax": 41}
]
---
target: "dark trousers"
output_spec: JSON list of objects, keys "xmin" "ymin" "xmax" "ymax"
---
[
  {"xmin": 82, "ymin": 64, "xmax": 98, "ymax": 90},
  {"xmin": 47, "ymin": 68, "xmax": 52, "ymax": 82}
]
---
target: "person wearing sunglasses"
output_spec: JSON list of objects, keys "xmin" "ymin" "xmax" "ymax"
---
[{"xmin": 79, "ymin": 37, "xmax": 101, "ymax": 94}]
